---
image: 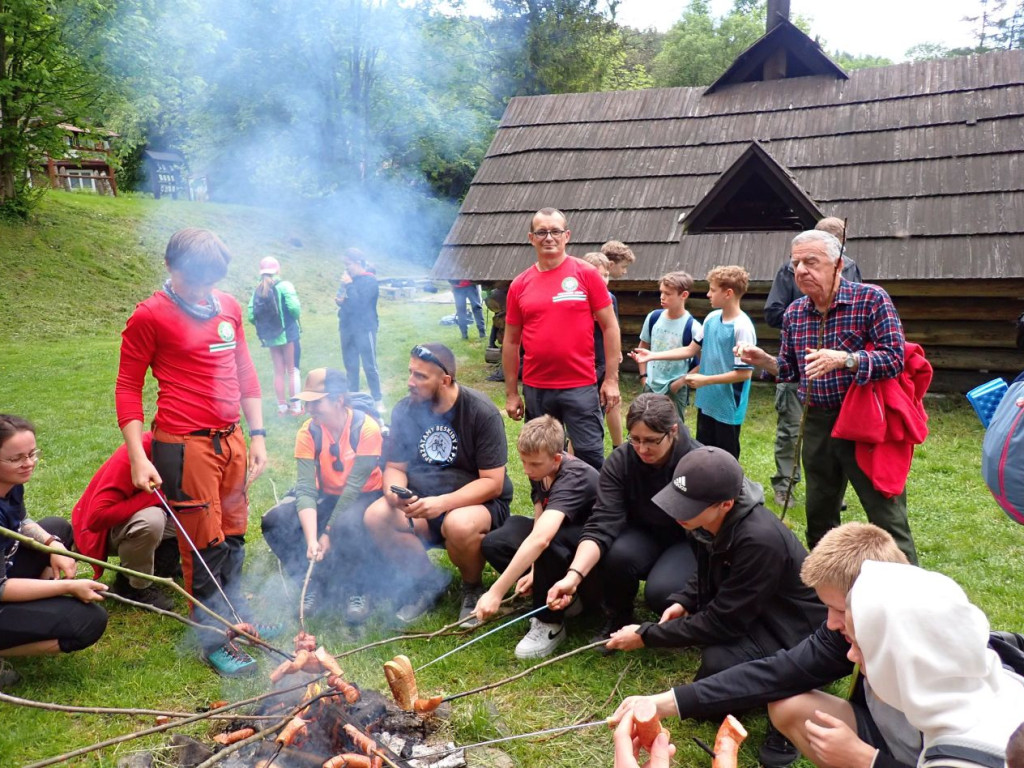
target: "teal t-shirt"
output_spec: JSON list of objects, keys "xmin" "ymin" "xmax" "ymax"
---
[
  {"xmin": 694, "ymin": 310, "xmax": 756, "ymax": 426},
  {"xmin": 640, "ymin": 310, "xmax": 701, "ymax": 395}
]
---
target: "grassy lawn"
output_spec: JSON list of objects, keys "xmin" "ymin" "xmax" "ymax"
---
[{"xmin": 2, "ymin": 193, "xmax": 1022, "ymax": 766}]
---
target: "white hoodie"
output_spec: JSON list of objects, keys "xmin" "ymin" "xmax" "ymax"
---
[{"xmin": 850, "ymin": 561, "xmax": 1024, "ymax": 762}]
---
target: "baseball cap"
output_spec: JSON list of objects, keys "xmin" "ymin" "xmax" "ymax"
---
[
  {"xmin": 652, "ymin": 446, "xmax": 744, "ymax": 522},
  {"xmin": 259, "ymin": 256, "xmax": 280, "ymax": 275},
  {"xmin": 293, "ymin": 368, "xmax": 348, "ymax": 402}
]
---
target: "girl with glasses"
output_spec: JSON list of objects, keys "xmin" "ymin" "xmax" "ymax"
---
[{"xmin": 0, "ymin": 415, "xmax": 108, "ymax": 687}]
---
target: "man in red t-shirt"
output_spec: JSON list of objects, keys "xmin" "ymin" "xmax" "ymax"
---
[
  {"xmin": 503, "ymin": 208, "xmax": 621, "ymax": 470},
  {"xmin": 115, "ymin": 228, "xmax": 266, "ymax": 675}
]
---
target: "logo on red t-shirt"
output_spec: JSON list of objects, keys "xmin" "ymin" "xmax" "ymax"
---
[{"xmin": 553, "ymin": 276, "xmax": 586, "ymax": 303}]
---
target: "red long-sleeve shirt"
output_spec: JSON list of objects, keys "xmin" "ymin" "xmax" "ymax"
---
[
  {"xmin": 115, "ymin": 290, "xmax": 261, "ymax": 433},
  {"xmin": 72, "ymin": 433, "xmax": 160, "ymax": 577}
]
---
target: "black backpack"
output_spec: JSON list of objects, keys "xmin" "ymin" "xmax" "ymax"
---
[
  {"xmin": 252, "ymin": 284, "xmax": 284, "ymax": 341},
  {"xmin": 307, "ymin": 394, "xmax": 387, "ymax": 485},
  {"xmin": 642, "ymin": 309, "xmax": 700, "ymax": 369}
]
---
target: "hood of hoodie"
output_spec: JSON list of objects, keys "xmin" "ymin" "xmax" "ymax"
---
[{"xmin": 850, "ymin": 561, "xmax": 1024, "ymax": 753}]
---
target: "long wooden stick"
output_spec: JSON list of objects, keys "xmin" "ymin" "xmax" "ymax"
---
[
  {"xmin": 299, "ymin": 556, "xmax": 316, "ymax": 633},
  {"xmin": 0, "ymin": 525, "xmax": 293, "ymax": 660},
  {"xmin": 102, "ymin": 591, "xmax": 227, "ymax": 637},
  {"xmin": 21, "ymin": 680, "xmax": 321, "ymax": 768},
  {"xmin": 442, "ymin": 640, "xmax": 606, "ymax": 702},
  {"xmin": 426, "ymin": 595, "xmax": 518, "ymax": 638},
  {"xmin": 193, "ymin": 715, "xmax": 292, "ymax": 768},
  {"xmin": 0, "ymin": 691, "xmax": 278, "ymax": 720}
]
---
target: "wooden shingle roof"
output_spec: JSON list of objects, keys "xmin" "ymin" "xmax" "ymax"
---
[{"xmin": 434, "ymin": 49, "xmax": 1024, "ymax": 284}]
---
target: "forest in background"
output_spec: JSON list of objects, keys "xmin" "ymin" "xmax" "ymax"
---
[{"xmin": 2, "ymin": 0, "xmax": 1022, "ymax": 259}]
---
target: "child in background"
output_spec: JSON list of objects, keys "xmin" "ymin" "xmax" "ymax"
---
[
  {"xmin": 582, "ymin": 252, "xmax": 623, "ymax": 447},
  {"xmin": 634, "ymin": 266, "xmax": 755, "ymax": 458},
  {"xmin": 633, "ymin": 271, "xmax": 701, "ymax": 424},
  {"xmin": 247, "ymin": 256, "xmax": 302, "ymax": 416},
  {"xmin": 476, "ymin": 415, "xmax": 599, "ymax": 659}
]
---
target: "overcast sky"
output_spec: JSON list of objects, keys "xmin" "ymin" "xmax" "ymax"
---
[
  {"xmin": 610, "ymin": 0, "xmax": 982, "ymax": 61},
  {"xmin": 452, "ymin": 1, "xmax": 986, "ymax": 63}
]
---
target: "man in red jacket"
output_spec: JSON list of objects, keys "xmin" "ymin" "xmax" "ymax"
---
[{"xmin": 72, "ymin": 433, "xmax": 179, "ymax": 610}]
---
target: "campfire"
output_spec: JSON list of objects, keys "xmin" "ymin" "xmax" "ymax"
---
[{"xmin": 206, "ymin": 632, "xmax": 460, "ymax": 768}]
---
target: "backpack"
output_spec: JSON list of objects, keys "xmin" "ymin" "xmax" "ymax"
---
[
  {"xmin": 252, "ymin": 284, "xmax": 284, "ymax": 341},
  {"xmin": 981, "ymin": 373, "xmax": 1024, "ymax": 525},
  {"xmin": 307, "ymin": 393, "xmax": 387, "ymax": 486},
  {"xmin": 642, "ymin": 309, "xmax": 699, "ymax": 369}
]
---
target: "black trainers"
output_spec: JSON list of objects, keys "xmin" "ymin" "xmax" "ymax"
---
[
  {"xmin": 153, "ymin": 538, "xmax": 182, "ymax": 579},
  {"xmin": 0, "ymin": 659, "xmax": 21, "ymax": 690},
  {"xmin": 458, "ymin": 582, "xmax": 486, "ymax": 628},
  {"xmin": 112, "ymin": 574, "xmax": 175, "ymax": 611},
  {"xmin": 590, "ymin": 613, "xmax": 635, "ymax": 656},
  {"xmin": 759, "ymin": 723, "xmax": 799, "ymax": 768}
]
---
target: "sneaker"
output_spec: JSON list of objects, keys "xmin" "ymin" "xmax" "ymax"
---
[
  {"xmin": 515, "ymin": 618, "xmax": 566, "ymax": 659},
  {"xmin": 0, "ymin": 659, "xmax": 21, "ymax": 690},
  {"xmin": 458, "ymin": 582, "xmax": 486, "ymax": 628},
  {"xmin": 289, "ymin": 402, "xmax": 304, "ymax": 416},
  {"xmin": 773, "ymin": 488, "xmax": 791, "ymax": 507},
  {"xmin": 759, "ymin": 724, "xmax": 799, "ymax": 768},
  {"xmin": 300, "ymin": 587, "xmax": 319, "ymax": 618},
  {"xmin": 250, "ymin": 622, "xmax": 285, "ymax": 641},
  {"xmin": 277, "ymin": 403, "xmax": 289, "ymax": 416},
  {"xmin": 205, "ymin": 642, "xmax": 257, "ymax": 676},
  {"xmin": 345, "ymin": 594, "xmax": 371, "ymax": 624},
  {"xmin": 112, "ymin": 574, "xmax": 175, "ymax": 611},
  {"xmin": 396, "ymin": 590, "xmax": 439, "ymax": 624},
  {"xmin": 374, "ymin": 400, "xmax": 386, "ymax": 415}
]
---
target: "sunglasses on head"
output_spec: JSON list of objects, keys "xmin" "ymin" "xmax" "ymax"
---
[{"xmin": 411, "ymin": 345, "xmax": 450, "ymax": 377}]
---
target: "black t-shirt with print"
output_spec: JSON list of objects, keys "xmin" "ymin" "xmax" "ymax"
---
[
  {"xmin": 388, "ymin": 385, "xmax": 514, "ymax": 503},
  {"xmin": 530, "ymin": 453, "xmax": 599, "ymax": 525}
]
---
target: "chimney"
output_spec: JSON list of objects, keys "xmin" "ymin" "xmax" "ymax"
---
[{"xmin": 763, "ymin": 0, "xmax": 790, "ymax": 80}]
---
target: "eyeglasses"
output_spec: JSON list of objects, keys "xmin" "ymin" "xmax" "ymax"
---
[
  {"xmin": 626, "ymin": 433, "xmax": 670, "ymax": 449},
  {"xmin": 0, "ymin": 449, "xmax": 42, "ymax": 465},
  {"xmin": 328, "ymin": 442, "xmax": 344, "ymax": 473},
  {"xmin": 530, "ymin": 229, "xmax": 566, "ymax": 240},
  {"xmin": 411, "ymin": 345, "xmax": 450, "ymax": 377}
]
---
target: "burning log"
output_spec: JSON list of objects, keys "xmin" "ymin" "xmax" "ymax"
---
[{"xmin": 383, "ymin": 655, "xmax": 418, "ymax": 711}]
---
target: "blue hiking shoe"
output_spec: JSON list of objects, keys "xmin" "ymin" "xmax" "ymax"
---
[
  {"xmin": 205, "ymin": 642, "xmax": 257, "ymax": 676},
  {"xmin": 251, "ymin": 622, "xmax": 285, "ymax": 641}
]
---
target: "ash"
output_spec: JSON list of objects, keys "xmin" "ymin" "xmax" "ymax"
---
[{"xmin": 379, "ymin": 732, "xmax": 466, "ymax": 768}]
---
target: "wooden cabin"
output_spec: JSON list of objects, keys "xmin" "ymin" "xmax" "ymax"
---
[
  {"xmin": 432, "ymin": 19, "xmax": 1024, "ymax": 391},
  {"xmin": 37, "ymin": 123, "xmax": 118, "ymax": 195}
]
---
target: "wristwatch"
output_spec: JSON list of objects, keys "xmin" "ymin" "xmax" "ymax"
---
[
  {"xmin": 249, "ymin": 428, "xmax": 267, "ymax": 438},
  {"xmin": 844, "ymin": 353, "xmax": 856, "ymax": 370}
]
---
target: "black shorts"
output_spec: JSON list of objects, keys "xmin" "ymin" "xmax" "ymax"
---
[{"xmin": 424, "ymin": 496, "xmax": 511, "ymax": 545}]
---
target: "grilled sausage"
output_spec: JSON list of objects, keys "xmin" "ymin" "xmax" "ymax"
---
[
  {"xmin": 712, "ymin": 714, "xmax": 747, "ymax": 768},
  {"xmin": 213, "ymin": 727, "xmax": 256, "ymax": 745},
  {"xmin": 323, "ymin": 753, "xmax": 372, "ymax": 768},
  {"xmin": 632, "ymin": 698, "xmax": 665, "ymax": 751}
]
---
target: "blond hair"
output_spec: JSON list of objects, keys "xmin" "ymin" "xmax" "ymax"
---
[
  {"xmin": 582, "ymin": 252, "xmax": 611, "ymax": 271},
  {"xmin": 660, "ymin": 270, "xmax": 693, "ymax": 294},
  {"xmin": 517, "ymin": 415, "xmax": 565, "ymax": 457},
  {"xmin": 815, "ymin": 217, "xmax": 846, "ymax": 241},
  {"xmin": 706, "ymin": 265, "xmax": 749, "ymax": 297},
  {"xmin": 601, "ymin": 240, "xmax": 635, "ymax": 265},
  {"xmin": 800, "ymin": 522, "xmax": 909, "ymax": 594}
]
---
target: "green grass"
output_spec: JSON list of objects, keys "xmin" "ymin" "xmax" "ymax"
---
[{"xmin": 2, "ymin": 192, "xmax": 1023, "ymax": 766}]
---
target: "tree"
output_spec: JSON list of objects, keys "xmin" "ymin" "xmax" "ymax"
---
[
  {"xmin": 830, "ymin": 51, "xmax": 893, "ymax": 71},
  {"xmin": 0, "ymin": 0, "xmax": 107, "ymax": 213},
  {"xmin": 650, "ymin": 0, "xmax": 765, "ymax": 87}
]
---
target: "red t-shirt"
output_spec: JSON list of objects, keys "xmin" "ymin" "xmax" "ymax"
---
[
  {"xmin": 72, "ymin": 433, "xmax": 161, "ymax": 576},
  {"xmin": 116, "ymin": 290, "xmax": 262, "ymax": 433},
  {"xmin": 506, "ymin": 256, "xmax": 612, "ymax": 389}
]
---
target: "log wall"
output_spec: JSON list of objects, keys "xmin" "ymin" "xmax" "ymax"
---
[{"xmin": 609, "ymin": 279, "xmax": 1024, "ymax": 393}]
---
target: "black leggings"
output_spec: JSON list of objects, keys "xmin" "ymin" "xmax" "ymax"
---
[
  {"xmin": 0, "ymin": 517, "xmax": 107, "ymax": 653},
  {"xmin": 600, "ymin": 526, "xmax": 697, "ymax": 621}
]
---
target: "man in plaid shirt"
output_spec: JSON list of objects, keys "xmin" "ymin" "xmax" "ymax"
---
[{"xmin": 736, "ymin": 230, "xmax": 918, "ymax": 564}]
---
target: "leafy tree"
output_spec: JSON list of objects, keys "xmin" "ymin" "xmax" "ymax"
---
[
  {"xmin": 830, "ymin": 51, "xmax": 893, "ymax": 71},
  {"xmin": 650, "ymin": 0, "xmax": 765, "ymax": 87}
]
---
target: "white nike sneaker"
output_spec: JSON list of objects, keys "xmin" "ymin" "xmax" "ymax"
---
[{"xmin": 514, "ymin": 617, "xmax": 566, "ymax": 659}]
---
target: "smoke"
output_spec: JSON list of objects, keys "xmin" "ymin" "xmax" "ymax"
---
[{"xmin": 116, "ymin": 0, "xmax": 496, "ymax": 266}]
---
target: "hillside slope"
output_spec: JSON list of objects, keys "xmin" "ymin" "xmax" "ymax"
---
[{"xmin": 0, "ymin": 192, "xmax": 429, "ymax": 342}]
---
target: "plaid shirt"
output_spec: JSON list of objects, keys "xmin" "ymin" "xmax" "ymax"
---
[{"xmin": 777, "ymin": 279, "xmax": 905, "ymax": 409}]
